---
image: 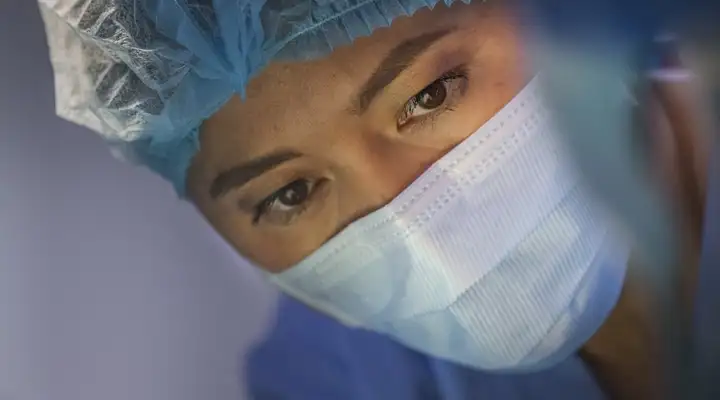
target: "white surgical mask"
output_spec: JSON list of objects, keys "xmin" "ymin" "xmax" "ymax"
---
[{"xmin": 266, "ymin": 78, "xmax": 630, "ymax": 372}]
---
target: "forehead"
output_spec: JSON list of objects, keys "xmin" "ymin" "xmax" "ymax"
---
[
  {"xmin": 197, "ymin": 57, "xmax": 362, "ymax": 174},
  {"xmin": 189, "ymin": 2, "xmax": 494, "ymax": 187},
  {"xmin": 244, "ymin": 4, "xmax": 470, "ymax": 104}
]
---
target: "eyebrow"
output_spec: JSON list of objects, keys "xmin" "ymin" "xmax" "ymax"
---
[
  {"xmin": 209, "ymin": 29, "xmax": 453, "ymax": 199},
  {"xmin": 210, "ymin": 150, "xmax": 302, "ymax": 199},
  {"xmin": 353, "ymin": 28, "xmax": 454, "ymax": 113}
]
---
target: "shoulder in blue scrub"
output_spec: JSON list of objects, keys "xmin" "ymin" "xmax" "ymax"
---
[{"xmin": 243, "ymin": 295, "xmax": 606, "ymax": 400}]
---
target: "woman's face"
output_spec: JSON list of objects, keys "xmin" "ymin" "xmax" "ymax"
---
[{"xmin": 188, "ymin": 2, "xmax": 529, "ymax": 272}]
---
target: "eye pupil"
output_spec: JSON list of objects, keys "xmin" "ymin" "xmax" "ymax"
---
[
  {"xmin": 417, "ymin": 81, "xmax": 447, "ymax": 109},
  {"xmin": 279, "ymin": 180, "xmax": 309, "ymax": 206}
]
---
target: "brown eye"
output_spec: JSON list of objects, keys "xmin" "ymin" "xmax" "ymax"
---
[
  {"xmin": 277, "ymin": 179, "xmax": 310, "ymax": 207},
  {"xmin": 253, "ymin": 179, "xmax": 317, "ymax": 225},
  {"xmin": 398, "ymin": 69, "xmax": 467, "ymax": 127},
  {"xmin": 416, "ymin": 80, "xmax": 448, "ymax": 109}
]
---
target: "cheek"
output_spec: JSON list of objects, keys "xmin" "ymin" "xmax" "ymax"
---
[
  {"xmin": 206, "ymin": 194, "xmax": 342, "ymax": 273},
  {"xmin": 440, "ymin": 24, "xmax": 529, "ymax": 144},
  {"xmin": 438, "ymin": 66, "xmax": 526, "ymax": 148},
  {"xmin": 188, "ymin": 186, "xmax": 318, "ymax": 272},
  {"xmin": 217, "ymin": 219, "xmax": 329, "ymax": 273}
]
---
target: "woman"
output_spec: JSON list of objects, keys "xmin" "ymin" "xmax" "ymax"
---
[{"xmin": 39, "ymin": 0, "xmax": 708, "ymax": 398}]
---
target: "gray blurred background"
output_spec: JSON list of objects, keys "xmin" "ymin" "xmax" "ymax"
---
[{"xmin": 0, "ymin": 1, "xmax": 279, "ymax": 399}]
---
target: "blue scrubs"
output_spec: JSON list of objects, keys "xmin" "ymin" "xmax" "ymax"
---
[{"xmin": 244, "ymin": 295, "xmax": 605, "ymax": 400}]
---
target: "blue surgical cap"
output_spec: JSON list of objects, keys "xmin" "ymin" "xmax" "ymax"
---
[{"xmin": 38, "ymin": 0, "xmax": 473, "ymax": 195}]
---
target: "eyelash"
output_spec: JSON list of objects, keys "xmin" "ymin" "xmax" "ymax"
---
[
  {"xmin": 252, "ymin": 192, "xmax": 308, "ymax": 226},
  {"xmin": 397, "ymin": 66, "xmax": 469, "ymax": 129},
  {"xmin": 252, "ymin": 66, "xmax": 469, "ymax": 226},
  {"xmin": 252, "ymin": 179, "xmax": 319, "ymax": 226}
]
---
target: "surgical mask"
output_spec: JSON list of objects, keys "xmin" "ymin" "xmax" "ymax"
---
[{"xmin": 266, "ymin": 78, "xmax": 631, "ymax": 372}]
